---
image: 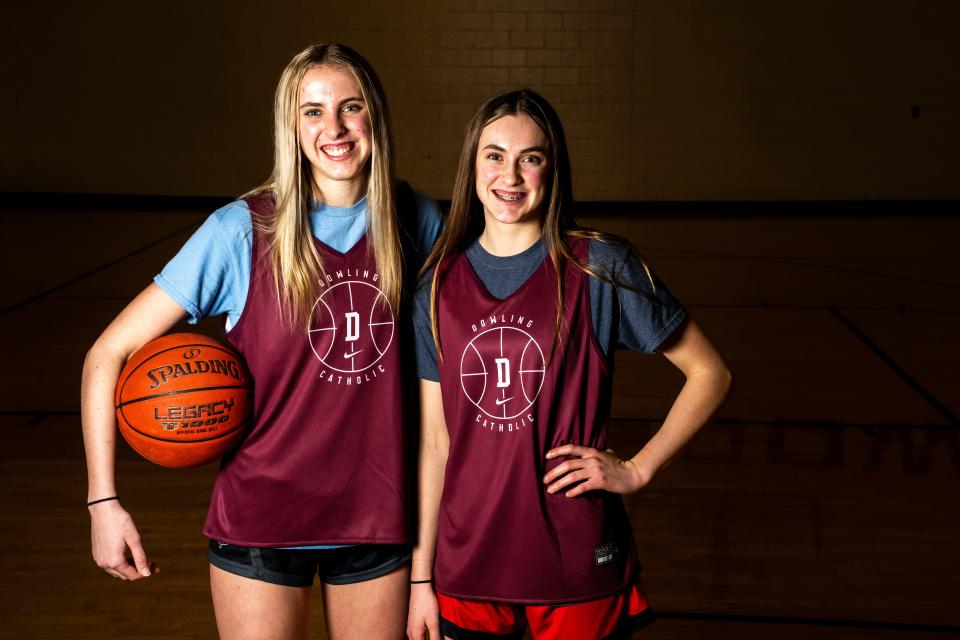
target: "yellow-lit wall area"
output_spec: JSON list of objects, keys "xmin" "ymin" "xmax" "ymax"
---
[{"xmin": 3, "ymin": 0, "xmax": 958, "ymax": 201}]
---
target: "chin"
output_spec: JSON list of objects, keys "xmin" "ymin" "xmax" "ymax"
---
[
  {"xmin": 487, "ymin": 207, "xmax": 532, "ymax": 226},
  {"xmin": 321, "ymin": 162, "xmax": 365, "ymax": 181}
]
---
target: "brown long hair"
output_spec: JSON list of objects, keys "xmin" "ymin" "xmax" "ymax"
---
[
  {"xmin": 420, "ymin": 89, "xmax": 654, "ymax": 359},
  {"xmin": 245, "ymin": 43, "xmax": 403, "ymax": 329}
]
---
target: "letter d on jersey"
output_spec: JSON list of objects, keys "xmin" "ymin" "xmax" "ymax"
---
[
  {"xmin": 495, "ymin": 357, "xmax": 511, "ymax": 388},
  {"xmin": 345, "ymin": 311, "xmax": 360, "ymax": 342}
]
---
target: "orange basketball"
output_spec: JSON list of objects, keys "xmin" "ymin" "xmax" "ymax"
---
[{"xmin": 115, "ymin": 333, "xmax": 252, "ymax": 468}]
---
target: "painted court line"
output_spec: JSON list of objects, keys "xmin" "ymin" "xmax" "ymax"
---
[
  {"xmin": 1, "ymin": 222, "xmax": 200, "ymax": 316},
  {"xmin": 831, "ymin": 308, "xmax": 959, "ymax": 428}
]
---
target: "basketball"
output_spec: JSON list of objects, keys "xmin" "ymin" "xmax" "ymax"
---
[{"xmin": 114, "ymin": 333, "xmax": 253, "ymax": 468}]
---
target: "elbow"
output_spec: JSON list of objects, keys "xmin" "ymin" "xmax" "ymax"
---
[
  {"xmin": 82, "ymin": 340, "xmax": 108, "ymax": 377},
  {"xmin": 686, "ymin": 357, "xmax": 733, "ymax": 399},
  {"xmin": 433, "ymin": 437, "xmax": 450, "ymax": 467},
  {"xmin": 82, "ymin": 335, "xmax": 130, "ymax": 382},
  {"xmin": 713, "ymin": 362, "xmax": 734, "ymax": 408},
  {"xmin": 716, "ymin": 362, "xmax": 734, "ymax": 400},
  {"xmin": 422, "ymin": 430, "xmax": 450, "ymax": 466},
  {"xmin": 720, "ymin": 363, "xmax": 734, "ymax": 392}
]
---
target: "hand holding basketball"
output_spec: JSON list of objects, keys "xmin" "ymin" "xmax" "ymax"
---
[
  {"xmin": 543, "ymin": 445, "xmax": 650, "ymax": 497},
  {"xmin": 89, "ymin": 500, "xmax": 157, "ymax": 580}
]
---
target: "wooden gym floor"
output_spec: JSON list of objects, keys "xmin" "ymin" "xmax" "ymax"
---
[{"xmin": 1, "ymin": 205, "xmax": 958, "ymax": 639}]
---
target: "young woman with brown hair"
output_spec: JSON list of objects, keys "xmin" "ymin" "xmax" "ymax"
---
[{"xmin": 406, "ymin": 89, "xmax": 731, "ymax": 640}]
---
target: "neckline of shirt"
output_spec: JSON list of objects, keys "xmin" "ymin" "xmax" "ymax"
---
[
  {"xmin": 466, "ymin": 235, "xmax": 546, "ymax": 272},
  {"xmin": 310, "ymin": 194, "xmax": 368, "ymax": 219}
]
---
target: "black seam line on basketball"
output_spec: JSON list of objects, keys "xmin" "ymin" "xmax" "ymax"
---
[
  {"xmin": 0, "ymin": 221, "xmax": 200, "ymax": 316},
  {"xmin": 122, "ymin": 417, "xmax": 251, "ymax": 444},
  {"xmin": 118, "ymin": 342, "xmax": 245, "ymax": 401},
  {"xmin": 653, "ymin": 611, "xmax": 960, "ymax": 633},
  {"xmin": 115, "ymin": 385, "xmax": 252, "ymax": 409},
  {"xmin": 607, "ymin": 417, "xmax": 956, "ymax": 431},
  {"xmin": 830, "ymin": 308, "xmax": 960, "ymax": 428}
]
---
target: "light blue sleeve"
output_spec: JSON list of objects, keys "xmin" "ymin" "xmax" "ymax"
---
[
  {"xmin": 154, "ymin": 192, "xmax": 438, "ymax": 330},
  {"xmin": 154, "ymin": 201, "xmax": 253, "ymax": 327},
  {"xmin": 412, "ymin": 189, "xmax": 443, "ymax": 257}
]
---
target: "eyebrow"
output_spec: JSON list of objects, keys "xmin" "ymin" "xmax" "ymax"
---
[
  {"xmin": 299, "ymin": 97, "xmax": 365, "ymax": 109},
  {"xmin": 481, "ymin": 144, "xmax": 548, "ymax": 154}
]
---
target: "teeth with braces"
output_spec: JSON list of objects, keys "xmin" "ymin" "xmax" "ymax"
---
[{"xmin": 495, "ymin": 191, "xmax": 525, "ymax": 201}]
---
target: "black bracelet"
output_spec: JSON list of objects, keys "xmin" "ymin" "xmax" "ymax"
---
[
  {"xmin": 410, "ymin": 578, "xmax": 433, "ymax": 584},
  {"xmin": 87, "ymin": 496, "xmax": 119, "ymax": 507}
]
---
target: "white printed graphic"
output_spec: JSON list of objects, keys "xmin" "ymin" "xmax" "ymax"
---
[
  {"xmin": 495, "ymin": 357, "xmax": 511, "ymax": 388},
  {"xmin": 460, "ymin": 326, "xmax": 545, "ymax": 420},
  {"xmin": 308, "ymin": 280, "xmax": 394, "ymax": 373},
  {"xmin": 345, "ymin": 311, "xmax": 360, "ymax": 342}
]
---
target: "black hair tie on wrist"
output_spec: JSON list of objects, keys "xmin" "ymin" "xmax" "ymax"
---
[
  {"xmin": 87, "ymin": 496, "xmax": 119, "ymax": 507},
  {"xmin": 410, "ymin": 578, "xmax": 433, "ymax": 584}
]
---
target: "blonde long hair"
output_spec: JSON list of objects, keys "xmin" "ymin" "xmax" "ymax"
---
[
  {"xmin": 420, "ymin": 89, "xmax": 655, "ymax": 359},
  {"xmin": 246, "ymin": 44, "xmax": 403, "ymax": 328}
]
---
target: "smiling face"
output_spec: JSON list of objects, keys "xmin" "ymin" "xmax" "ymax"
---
[
  {"xmin": 475, "ymin": 114, "xmax": 551, "ymax": 230},
  {"xmin": 298, "ymin": 65, "xmax": 372, "ymax": 203}
]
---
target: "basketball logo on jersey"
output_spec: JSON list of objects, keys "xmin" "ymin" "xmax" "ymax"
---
[
  {"xmin": 460, "ymin": 319, "xmax": 545, "ymax": 423},
  {"xmin": 308, "ymin": 270, "xmax": 394, "ymax": 377}
]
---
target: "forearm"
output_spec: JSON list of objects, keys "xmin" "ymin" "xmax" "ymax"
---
[
  {"xmin": 411, "ymin": 442, "xmax": 446, "ymax": 581},
  {"xmin": 81, "ymin": 340, "xmax": 126, "ymax": 501},
  {"xmin": 82, "ymin": 283, "xmax": 186, "ymax": 579},
  {"xmin": 411, "ymin": 381, "xmax": 449, "ymax": 581},
  {"xmin": 81, "ymin": 284, "xmax": 187, "ymax": 502},
  {"xmin": 629, "ymin": 365, "xmax": 732, "ymax": 484}
]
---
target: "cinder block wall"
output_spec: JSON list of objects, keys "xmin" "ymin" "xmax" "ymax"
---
[{"xmin": 4, "ymin": 0, "xmax": 958, "ymax": 201}]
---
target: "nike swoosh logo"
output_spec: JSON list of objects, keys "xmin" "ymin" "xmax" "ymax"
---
[
  {"xmin": 344, "ymin": 349, "xmax": 363, "ymax": 359},
  {"xmin": 495, "ymin": 397, "xmax": 513, "ymax": 406}
]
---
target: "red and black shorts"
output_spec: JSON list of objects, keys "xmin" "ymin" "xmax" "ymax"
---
[{"xmin": 438, "ymin": 576, "xmax": 654, "ymax": 640}]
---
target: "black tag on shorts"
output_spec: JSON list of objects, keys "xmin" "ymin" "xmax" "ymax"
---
[{"xmin": 594, "ymin": 542, "xmax": 619, "ymax": 566}]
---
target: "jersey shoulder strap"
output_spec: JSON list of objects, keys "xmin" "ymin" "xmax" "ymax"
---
[{"xmin": 242, "ymin": 190, "xmax": 277, "ymax": 230}]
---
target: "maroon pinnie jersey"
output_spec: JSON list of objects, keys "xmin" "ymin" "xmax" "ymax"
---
[
  {"xmin": 434, "ymin": 238, "xmax": 639, "ymax": 604},
  {"xmin": 203, "ymin": 194, "xmax": 409, "ymax": 546}
]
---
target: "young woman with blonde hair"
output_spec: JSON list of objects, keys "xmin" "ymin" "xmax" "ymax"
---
[
  {"xmin": 82, "ymin": 44, "xmax": 441, "ymax": 639},
  {"xmin": 406, "ymin": 89, "xmax": 731, "ymax": 639}
]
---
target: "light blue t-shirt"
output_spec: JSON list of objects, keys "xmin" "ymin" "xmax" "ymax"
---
[
  {"xmin": 154, "ymin": 189, "xmax": 443, "ymax": 550},
  {"xmin": 156, "ymin": 190, "xmax": 443, "ymax": 331}
]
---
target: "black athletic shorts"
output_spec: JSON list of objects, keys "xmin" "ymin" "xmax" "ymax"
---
[{"xmin": 208, "ymin": 540, "xmax": 411, "ymax": 587}]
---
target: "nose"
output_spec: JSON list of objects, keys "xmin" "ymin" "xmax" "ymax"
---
[
  {"xmin": 323, "ymin": 110, "xmax": 347, "ymax": 138},
  {"xmin": 500, "ymin": 161, "xmax": 522, "ymax": 186}
]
